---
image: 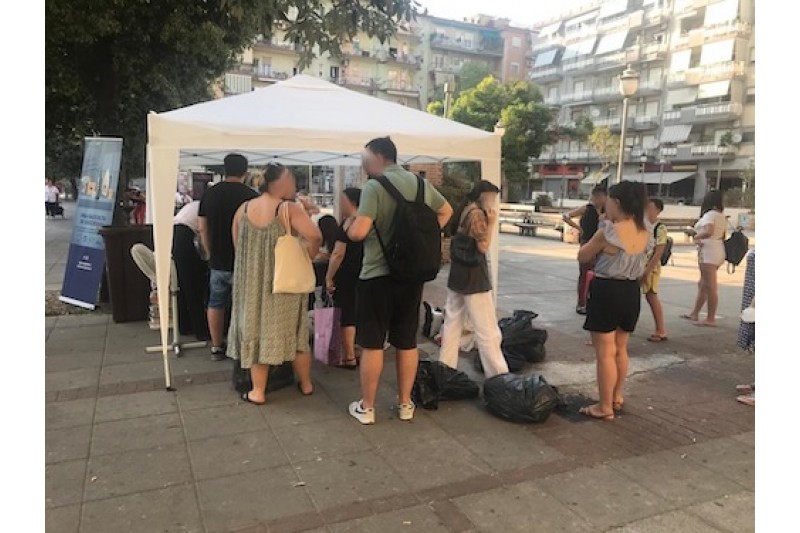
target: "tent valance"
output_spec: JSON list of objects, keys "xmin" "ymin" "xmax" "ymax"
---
[{"xmin": 622, "ymin": 172, "xmax": 696, "ymax": 185}]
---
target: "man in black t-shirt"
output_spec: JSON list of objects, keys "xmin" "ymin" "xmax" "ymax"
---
[
  {"xmin": 563, "ymin": 185, "xmax": 607, "ymax": 315},
  {"xmin": 198, "ymin": 154, "xmax": 259, "ymax": 360}
]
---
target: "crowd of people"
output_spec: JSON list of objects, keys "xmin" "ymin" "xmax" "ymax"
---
[{"xmin": 165, "ymin": 136, "xmax": 750, "ymax": 425}]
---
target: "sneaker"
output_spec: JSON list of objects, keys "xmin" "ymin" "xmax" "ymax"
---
[
  {"xmin": 210, "ymin": 345, "xmax": 227, "ymax": 361},
  {"xmin": 397, "ymin": 401, "xmax": 416, "ymax": 422},
  {"xmin": 349, "ymin": 400, "xmax": 375, "ymax": 425}
]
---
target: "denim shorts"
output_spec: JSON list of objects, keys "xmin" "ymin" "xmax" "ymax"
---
[{"xmin": 208, "ymin": 269, "xmax": 233, "ymax": 309}]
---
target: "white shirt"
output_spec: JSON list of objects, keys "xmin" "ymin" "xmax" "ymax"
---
[
  {"xmin": 45, "ymin": 185, "xmax": 60, "ymax": 203},
  {"xmin": 695, "ymin": 210, "xmax": 727, "ymax": 241},
  {"xmin": 173, "ymin": 201, "xmax": 200, "ymax": 233}
]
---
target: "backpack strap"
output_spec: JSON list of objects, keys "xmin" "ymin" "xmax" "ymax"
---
[
  {"xmin": 375, "ymin": 175, "xmax": 407, "ymax": 206},
  {"xmin": 415, "ymin": 175, "xmax": 425, "ymax": 204}
]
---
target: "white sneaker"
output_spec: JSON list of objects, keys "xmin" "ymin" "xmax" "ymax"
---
[
  {"xmin": 349, "ymin": 400, "xmax": 375, "ymax": 425},
  {"xmin": 397, "ymin": 401, "xmax": 416, "ymax": 422}
]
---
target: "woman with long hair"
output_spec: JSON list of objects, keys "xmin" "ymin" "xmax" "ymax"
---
[
  {"xmin": 578, "ymin": 181, "xmax": 652, "ymax": 420},
  {"xmin": 325, "ymin": 188, "xmax": 364, "ymax": 369},
  {"xmin": 229, "ymin": 163, "xmax": 322, "ymax": 405},
  {"xmin": 438, "ymin": 180, "xmax": 509, "ymax": 378},
  {"xmin": 682, "ymin": 190, "xmax": 727, "ymax": 326}
]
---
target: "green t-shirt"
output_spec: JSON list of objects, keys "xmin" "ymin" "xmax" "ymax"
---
[
  {"xmin": 358, "ymin": 165, "xmax": 447, "ymax": 280},
  {"xmin": 649, "ymin": 221, "xmax": 669, "ymax": 272}
]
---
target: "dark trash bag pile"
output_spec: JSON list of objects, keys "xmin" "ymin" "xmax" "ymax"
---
[
  {"xmin": 232, "ymin": 360, "xmax": 294, "ymax": 394},
  {"xmin": 475, "ymin": 310, "xmax": 548, "ymax": 373},
  {"xmin": 483, "ymin": 373, "xmax": 564, "ymax": 423},
  {"xmin": 412, "ymin": 359, "xmax": 480, "ymax": 410}
]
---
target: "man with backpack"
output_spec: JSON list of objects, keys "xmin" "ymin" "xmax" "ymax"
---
[
  {"xmin": 346, "ymin": 137, "xmax": 453, "ymax": 424},
  {"xmin": 641, "ymin": 198, "xmax": 672, "ymax": 342}
]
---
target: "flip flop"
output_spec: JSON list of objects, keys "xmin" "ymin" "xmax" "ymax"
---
[
  {"xmin": 647, "ymin": 334, "xmax": 668, "ymax": 342},
  {"xmin": 693, "ymin": 322, "xmax": 717, "ymax": 328},
  {"xmin": 579, "ymin": 405, "xmax": 615, "ymax": 421},
  {"xmin": 241, "ymin": 392, "xmax": 266, "ymax": 405},
  {"xmin": 335, "ymin": 358, "xmax": 359, "ymax": 370},
  {"xmin": 297, "ymin": 382, "xmax": 315, "ymax": 396},
  {"xmin": 736, "ymin": 384, "xmax": 754, "ymax": 394},
  {"xmin": 680, "ymin": 314, "xmax": 698, "ymax": 321},
  {"xmin": 736, "ymin": 393, "xmax": 755, "ymax": 406}
]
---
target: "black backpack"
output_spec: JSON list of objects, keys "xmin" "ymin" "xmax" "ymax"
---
[
  {"xmin": 374, "ymin": 175, "xmax": 442, "ymax": 283},
  {"xmin": 724, "ymin": 227, "xmax": 749, "ymax": 273},
  {"xmin": 654, "ymin": 223, "xmax": 674, "ymax": 267}
]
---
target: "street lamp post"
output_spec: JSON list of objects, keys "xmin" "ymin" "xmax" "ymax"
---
[
  {"xmin": 560, "ymin": 156, "xmax": 568, "ymax": 207},
  {"xmin": 715, "ymin": 145, "xmax": 728, "ymax": 190},
  {"xmin": 615, "ymin": 65, "xmax": 640, "ymax": 184},
  {"xmin": 658, "ymin": 157, "xmax": 667, "ymax": 197},
  {"xmin": 639, "ymin": 154, "xmax": 648, "ymax": 183}
]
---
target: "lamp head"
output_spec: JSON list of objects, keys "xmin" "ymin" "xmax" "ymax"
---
[{"xmin": 618, "ymin": 65, "xmax": 640, "ymax": 97}]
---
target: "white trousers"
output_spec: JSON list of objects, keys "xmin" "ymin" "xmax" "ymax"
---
[{"xmin": 438, "ymin": 289, "xmax": 508, "ymax": 378}]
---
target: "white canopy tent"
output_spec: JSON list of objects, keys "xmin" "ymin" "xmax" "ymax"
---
[{"xmin": 146, "ymin": 75, "xmax": 502, "ymax": 387}]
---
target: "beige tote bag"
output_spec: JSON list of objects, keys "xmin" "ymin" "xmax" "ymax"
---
[{"xmin": 273, "ymin": 202, "xmax": 316, "ymax": 294}]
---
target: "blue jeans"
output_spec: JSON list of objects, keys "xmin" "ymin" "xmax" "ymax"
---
[{"xmin": 208, "ymin": 269, "xmax": 233, "ymax": 309}]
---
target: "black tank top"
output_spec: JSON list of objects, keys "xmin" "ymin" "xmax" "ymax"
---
[{"xmin": 579, "ymin": 204, "xmax": 599, "ymax": 244}]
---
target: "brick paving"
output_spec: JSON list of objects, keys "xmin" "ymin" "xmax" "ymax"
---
[{"xmin": 45, "ymin": 213, "xmax": 754, "ymax": 532}]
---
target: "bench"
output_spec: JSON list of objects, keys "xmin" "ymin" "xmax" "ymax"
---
[
  {"xmin": 514, "ymin": 214, "xmax": 565, "ymax": 237},
  {"xmin": 659, "ymin": 218, "xmax": 698, "ymax": 242},
  {"xmin": 499, "ymin": 204, "xmax": 535, "ymax": 233}
]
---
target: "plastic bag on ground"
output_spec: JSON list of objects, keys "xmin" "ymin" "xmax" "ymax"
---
[
  {"xmin": 500, "ymin": 310, "xmax": 548, "ymax": 369},
  {"xmin": 412, "ymin": 359, "xmax": 480, "ymax": 410},
  {"xmin": 483, "ymin": 373, "xmax": 563, "ymax": 423}
]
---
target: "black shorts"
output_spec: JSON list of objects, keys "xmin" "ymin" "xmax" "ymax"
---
[
  {"xmin": 356, "ymin": 277, "xmax": 424, "ymax": 350},
  {"xmin": 583, "ymin": 277, "xmax": 641, "ymax": 333},
  {"xmin": 333, "ymin": 284, "xmax": 357, "ymax": 327}
]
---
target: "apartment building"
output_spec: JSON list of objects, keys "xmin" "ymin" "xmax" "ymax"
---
[{"xmin": 529, "ymin": 0, "xmax": 755, "ymax": 203}]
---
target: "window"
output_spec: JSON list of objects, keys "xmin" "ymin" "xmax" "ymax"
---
[
  {"xmin": 511, "ymin": 63, "xmax": 520, "ymax": 75},
  {"xmin": 606, "ymin": 106, "xmax": 618, "ymax": 118},
  {"xmin": 548, "ymin": 86, "xmax": 559, "ymax": 100},
  {"xmin": 653, "ymin": 33, "xmax": 664, "ymax": 44},
  {"xmin": 649, "ymin": 67, "xmax": 663, "ymax": 83},
  {"xmin": 646, "ymin": 101, "xmax": 659, "ymax": 117},
  {"xmin": 750, "ymin": 46, "xmax": 755, "ymax": 63},
  {"xmin": 389, "ymin": 47, "xmax": 398, "ymax": 59},
  {"xmin": 512, "ymin": 36, "xmax": 522, "ymax": 48},
  {"xmin": 742, "ymin": 131, "xmax": 755, "ymax": 143},
  {"xmin": 574, "ymin": 80, "xmax": 585, "ymax": 92},
  {"xmin": 746, "ymin": 87, "xmax": 755, "ymax": 103}
]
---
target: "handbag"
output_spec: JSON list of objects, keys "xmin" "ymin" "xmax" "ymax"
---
[
  {"xmin": 273, "ymin": 202, "xmax": 316, "ymax": 294},
  {"xmin": 313, "ymin": 294, "xmax": 343, "ymax": 365},
  {"xmin": 449, "ymin": 207, "xmax": 483, "ymax": 266}
]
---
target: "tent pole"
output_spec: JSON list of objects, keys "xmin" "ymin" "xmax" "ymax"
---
[{"xmin": 333, "ymin": 166, "xmax": 345, "ymax": 220}]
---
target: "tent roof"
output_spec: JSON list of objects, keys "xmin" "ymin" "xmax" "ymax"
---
[{"xmin": 149, "ymin": 75, "xmax": 498, "ymax": 166}]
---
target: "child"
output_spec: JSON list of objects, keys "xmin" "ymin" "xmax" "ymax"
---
[{"xmin": 641, "ymin": 198, "xmax": 669, "ymax": 342}]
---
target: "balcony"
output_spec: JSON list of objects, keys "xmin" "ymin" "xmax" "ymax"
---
[
  {"xmin": 382, "ymin": 81, "xmax": 420, "ymax": 96},
  {"xmin": 592, "ymin": 116, "xmax": 622, "ymax": 129},
  {"xmin": 636, "ymin": 42, "xmax": 669, "ymax": 62},
  {"xmin": 631, "ymin": 115, "xmax": 660, "ymax": 130},
  {"xmin": 544, "ymin": 95, "xmax": 561, "ymax": 106},
  {"xmin": 637, "ymin": 80, "xmax": 664, "ymax": 96},
  {"xmin": 254, "ymin": 39, "xmax": 302, "ymax": 54},
  {"xmin": 562, "ymin": 56, "xmax": 596, "ymax": 73},
  {"xmin": 530, "ymin": 65, "xmax": 563, "ymax": 81},
  {"xmin": 668, "ymin": 143, "xmax": 739, "ymax": 161},
  {"xmin": 535, "ymin": 150, "xmax": 596, "ymax": 162},
  {"xmin": 386, "ymin": 51, "xmax": 421, "ymax": 68},
  {"xmin": 697, "ymin": 20, "xmax": 753, "ymax": 42},
  {"xmin": 594, "ymin": 51, "xmax": 627, "ymax": 70},
  {"xmin": 560, "ymin": 89, "xmax": 594, "ymax": 105},
  {"xmin": 531, "ymin": 37, "xmax": 566, "ymax": 53},
  {"xmin": 668, "ymin": 61, "xmax": 747, "ymax": 86},
  {"xmin": 429, "ymin": 34, "xmax": 504, "ymax": 57},
  {"xmin": 665, "ymin": 102, "xmax": 743, "ymax": 125},
  {"xmin": 643, "ymin": 7, "xmax": 670, "ymax": 27},
  {"xmin": 339, "ymin": 76, "xmax": 380, "ymax": 92},
  {"xmin": 253, "ymin": 65, "xmax": 291, "ymax": 82},
  {"xmin": 600, "ymin": 10, "xmax": 644, "ymax": 33}
]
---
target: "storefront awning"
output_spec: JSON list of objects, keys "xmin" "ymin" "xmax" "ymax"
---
[
  {"xmin": 622, "ymin": 172, "xmax": 697, "ymax": 185},
  {"xmin": 581, "ymin": 173, "xmax": 611, "ymax": 185},
  {"xmin": 660, "ymin": 124, "xmax": 693, "ymax": 143}
]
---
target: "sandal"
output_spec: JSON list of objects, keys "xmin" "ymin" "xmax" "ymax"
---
[
  {"xmin": 579, "ymin": 404, "xmax": 614, "ymax": 421},
  {"xmin": 336, "ymin": 358, "xmax": 359, "ymax": 370},
  {"xmin": 736, "ymin": 393, "xmax": 755, "ymax": 406},
  {"xmin": 693, "ymin": 321, "xmax": 717, "ymax": 328},
  {"xmin": 680, "ymin": 314, "xmax": 698, "ymax": 321},
  {"xmin": 241, "ymin": 392, "xmax": 266, "ymax": 406},
  {"xmin": 297, "ymin": 382, "xmax": 315, "ymax": 396},
  {"xmin": 647, "ymin": 334, "xmax": 668, "ymax": 343},
  {"xmin": 736, "ymin": 384, "xmax": 754, "ymax": 394},
  {"xmin": 613, "ymin": 400, "xmax": 624, "ymax": 412}
]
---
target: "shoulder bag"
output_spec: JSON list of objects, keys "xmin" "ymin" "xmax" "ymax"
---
[{"xmin": 273, "ymin": 202, "xmax": 316, "ymax": 294}]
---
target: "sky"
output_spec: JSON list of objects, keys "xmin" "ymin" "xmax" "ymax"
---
[{"xmin": 417, "ymin": 0, "xmax": 591, "ymax": 28}]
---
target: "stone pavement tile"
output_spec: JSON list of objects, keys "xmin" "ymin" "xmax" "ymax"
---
[
  {"xmin": 454, "ymin": 480, "xmax": 594, "ymax": 533},
  {"xmin": 54, "ymin": 314, "xmax": 110, "ymax": 328},
  {"xmin": 428, "ymin": 401, "xmax": 506, "ymax": 438},
  {"xmin": 46, "ymin": 352, "xmax": 105, "ymax": 373},
  {"xmin": 263, "ymin": 390, "xmax": 352, "ymax": 430},
  {"xmin": 355, "ymin": 409, "xmax": 451, "ymax": 449},
  {"xmin": 731, "ymin": 431, "xmax": 755, "ymax": 448},
  {"xmin": 452, "ymin": 424, "xmax": 566, "ymax": 472},
  {"xmin": 685, "ymin": 492, "xmax": 754, "ymax": 533},
  {"xmin": 197, "ymin": 466, "xmax": 314, "ymax": 532},
  {"xmin": 536, "ymin": 464, "xmax": 672, "ymax": 531},
  {"xmin": 46, "ymin": 460, "xmax": 87, "ymax": 508},
  {"xmin": 84, "ymin": 444, "xmax": 193, "ymax": 501},
  {"xmin": 608, "ymin": 449, "xmax": 743, "ymax": 507},
  {"xmin": 45, "ymin": 504, "xmax": 80, "ymax": 533},
  {"xmin": 80, "ymin": 485, "xmax": 203, "ymax": 533},
  {"xmin": 102, "ymin": 346, "xmax": 159, "ymax": 366},
  {"xmin": 183, "ymin": 403, "xmax": 269, "ymax": 441},
  {"xmin": 276, "ymin": 418, "xmax": 375, "ymax": 464},
  {"xmin": 46, "ymin": 368, "xmax": 101, "ymax": 392},
  {"xmin": 46, "ymin": 425, "xmax": 93, "ymax": 464},
  {"xmin": 46, "ymin": 398, "xmax": 96, "ymax": 430},
  {"xmin": 329, "ymin": 505, "xmax": 449, "ymax": 533},
  {"xmin": 189, "ymin": 429, "xmax": 289, "ymax": 481},
  {"xmin": 91, "ymin": 413, "xmax": 184, "ymax": 456},
  {"xmin": 377, "ymin": 436, "xmax": 492, "ymax": 492},
  {"xmin": 293, "ymin": 450, "xmax": 411, "ymax": 511},
  {"xmin": 46, "ymin": 337, "xmax": 108, "ymax": 356},
  {"xmin": 49, "ymin": 324, "xmax": 108, "ymax": 341},
  {"xmin": 99, "ymin": 360, "xmax": 165, "ymax": 386},
  {"xmin": 609, "ymin": 510, "xmax": 723, "ymax": 533},
  {"xmin": 172, "ymin": 356, "xmax": 231, "ymax": 376},
  {"xmin": 46, "ymin": 316, "xmax": 60, "ymax": 329},
  {"xmin": 177, "ymin": 381, "xmax": 241, "ymax": 412},
  {"xmin": 94, "ymin": 389, "xmax": 178, "ymax": 422},
  {"xmin": 676, "ymin": 437, "xmax": 754, "ymax": 490}
]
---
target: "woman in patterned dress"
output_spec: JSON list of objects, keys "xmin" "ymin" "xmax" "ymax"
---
[
  {"xmin": 736, "ymin": 249, "xmax": 755, "ymax": 406},
  {"xmin": 229, "ymin": 164, "xmax": 322, "ymax": 405}
]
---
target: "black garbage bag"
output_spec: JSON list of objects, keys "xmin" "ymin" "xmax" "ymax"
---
[
  {"xmin": 412, "ymin": 359, "xmax": 480, "ymax": 410},
  {"xmin": 232, "ymin": 360, "xmax": 294, "ymax": 395},
  {"xmin": 473, "ymin": 311, "xmax": 548, "ymax": 373},
  {"xmin": 483, "ymin": 373, "xmax": 563, "ymax": 423}
]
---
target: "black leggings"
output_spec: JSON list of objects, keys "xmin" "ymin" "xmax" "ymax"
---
[{"xmin": 172, "ymin": 224, "xmax": 210, "ymax": 340}]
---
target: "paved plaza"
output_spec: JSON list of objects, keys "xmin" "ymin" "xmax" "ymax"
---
[{"xmin": 45, "ymin": 203, "xmax": 755, "ymax": 533}]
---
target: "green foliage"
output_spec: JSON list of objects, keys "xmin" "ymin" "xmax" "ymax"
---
[
  {"xmin": 46, "ymin": 0, "xmax": 416, "ymax": 179},
  {"xmin": 534, "ymin": 194, "xmax": 553, "ymax": 210},
  {"xmin": 588, "ymin": 127, "xmax": 619, "ymax": 172},
  {"xmin": 450, "ymin": 78, "xmax": 554, "ymax": 184},
  {"xmin": 457, "ymin": 62, "xmax": 493, "ymax": 93},
  {"xmin": 427, "ymin": 100, "xmax": 445, "ymax": 117}
]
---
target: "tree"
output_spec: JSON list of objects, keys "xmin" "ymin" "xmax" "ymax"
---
[
  {"xmin": 427, "ymin": 100, "xmax": 445, "ymax": 117},
  {"xmin": 457, "ymin": 62, "xmax": 493, "ymax": 93},
  {"xmin": 46, "ymin": 0, "xmax": 416, "ymax": 181},
  {"xmin": 587, "ymin": 127, "xmax": 620, "ymax": 177},
  {"xmin": 449, "ymin": 78, "xmax": 554, "ymax": 194}
]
